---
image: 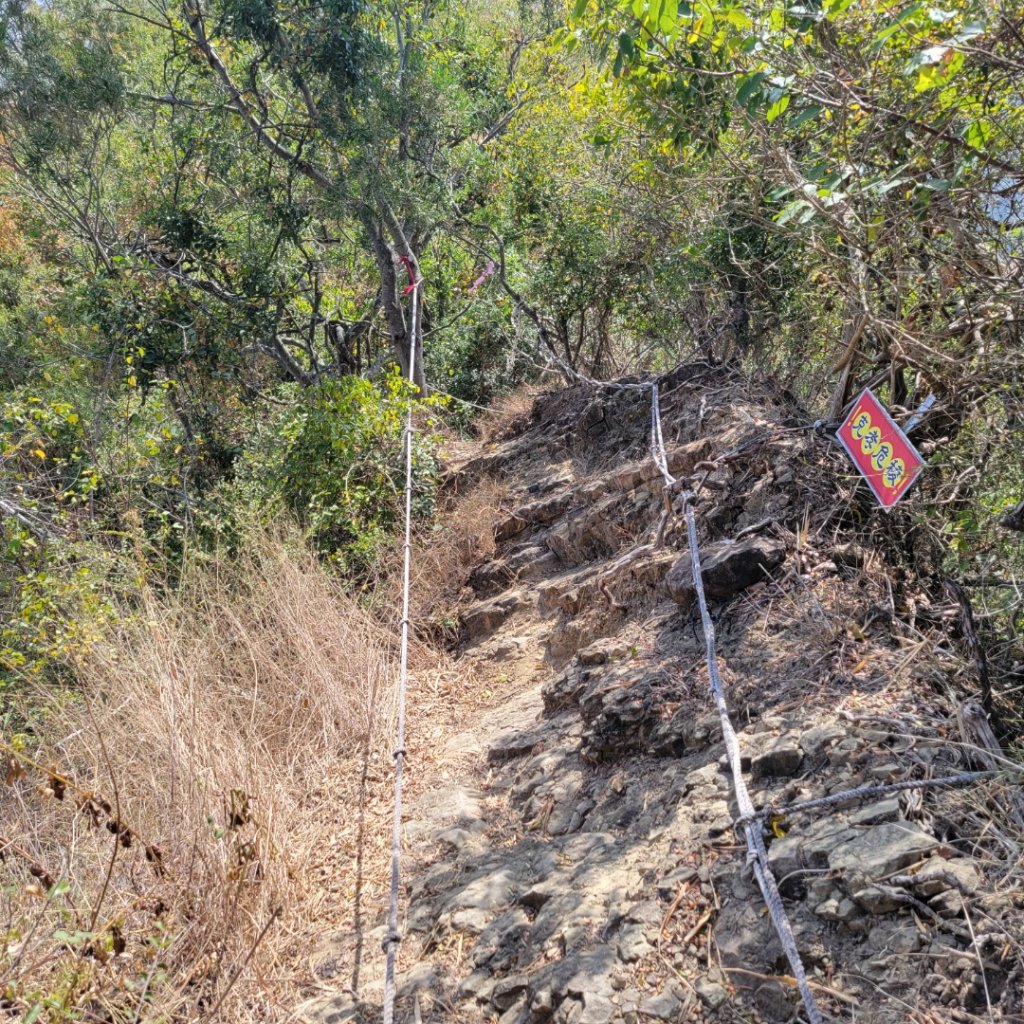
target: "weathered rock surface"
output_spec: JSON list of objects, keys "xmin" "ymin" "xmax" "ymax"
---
[
  {"xmin": 748, "ymin": 732, "xmax": 804, "ymax": 779},
  {"xmin": 828, "ymin": 822, "xmax": 939, "ymax": 879},
  {"xmin": 462, "ymin": 590, "xmax": 529, "ymax": 638},
  {"xmin": 303, "ymin": 368, "xmax": 1023, "ymax": 1024}
]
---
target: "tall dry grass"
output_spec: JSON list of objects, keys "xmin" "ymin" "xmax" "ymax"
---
[
  {"xmin": 360, "ymin": 473, "xmax": 507, "ymax": 644},
  {"xmin": 407, "ymin": 476, "xmax": 506, "ymax": 624},
  {"xmin": 1, "ymin": 531, "xmax": 399, "ymax": 1022},
  {"xmin": 475, "ymin": 388, "xmax": 535, "ymax": 445}
]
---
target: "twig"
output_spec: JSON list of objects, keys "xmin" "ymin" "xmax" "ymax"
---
[
  {"xmin": 0, "ymin": 834, "xmax": 57, "ymax": 890},
  {"xmin": 202, "ymin": 907, "xmax": 282, "ymax": 1020},
  {"xmin": 680, "ymin": 907, "xmax": 715, "ymax": 946},
  {"xmin": 944, "ymin": 578, "xmax": 994, "ymax": 716},
  {"xmin": 960, "ymin": 892, "xmax": 994, "ymax": 1021},
  {"xmin": 83, "ymin": 691, "xmax": 121, "ymax": 935},
  {"xmin": 659, "ymin": 883, "xmax": 689, "ymax": 944},
  {"xmin": 721, "ymin": 966, "xmax": 858, "ymax": 1007}
]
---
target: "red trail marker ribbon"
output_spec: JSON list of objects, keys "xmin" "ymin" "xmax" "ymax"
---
[{"xmin": 398, "ymin": 254, "xmax": 417, "ymax": 295}]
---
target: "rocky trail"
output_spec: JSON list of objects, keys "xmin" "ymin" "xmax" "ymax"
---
[{"xmin": 307, "ymin": 366, "xmax": 1024, "ymax": 1024}]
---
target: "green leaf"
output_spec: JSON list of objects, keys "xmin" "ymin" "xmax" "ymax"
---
[
  {"xmin": 776, "ymin": 198, "xmax": 811, "ymax": 225},
  {"xmin": 789, "ymin": 104, "xmax": 822, "ymax": 128},
  {"xmin": 913, "ymin": 49, "xmax": 963, "ymax": 91},
  {"xmin": 964, "ymin": 119, "xmax": 993, "ymax": 151},
  {"xmin": 869, "ymin": 176, "xmax": 908, "ymax": 195},
  {"xmin": 736, "ymin": 71, "xmax": 765, "ymax": 106},
  {"xmin": 873, "ymin": 2, "xmax": 924, "ymax": 48},
  {"xmin": 572, "ymin": 0, "xmax": 589, "ymax": 20},
  {"xmin": 906, "ymin": 44, "xmax": 947, "ymax": 72},
  {"xmin": 24, "ymin": 1006, "xmax": 42, "ymax": 1024},
  {"xmin": 48, "ymin": 878, "xmax": 70, "ymax": 898},
  {"xmin": 724, "ymin": 8, "xmax": 752, "ymax": 31},
  {"xmin": 766, "ymin": 94, "xmax": 790, "ymax": 123},
  {"xmin": 951, "ymin": 21, "xmax": 985, "ymax": 43}
]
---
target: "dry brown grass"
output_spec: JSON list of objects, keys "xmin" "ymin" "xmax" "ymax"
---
[
  {"xmin": 409, "ymin": 476, "xmax": 507, "ymax": 620},
  {"xmin": 1, "ymin": 435, "xmax": 509, "ymax": 1024},
  {"xmin": 365, "ymin": 474, "xmax": 508, "ymax": 641},
  {"xmin": 475, "ymin": 387, "xmax": 536, "ymax": 445},
  {"xmin": 1, "ymin": 530, "xmax": 404, "ymax": 1023}
]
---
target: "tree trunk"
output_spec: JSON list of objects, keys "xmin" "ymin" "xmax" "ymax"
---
[
  {"xmin": 361, "ymin": 211, "xmax": 425, "ymax": 391},
  {"xmin": 827, "ymin": 311, "xmax": 867, "ymax": 421},
  {"xmin": 376, "ymin": 203, "xmax": 427, "ymax": 391}
]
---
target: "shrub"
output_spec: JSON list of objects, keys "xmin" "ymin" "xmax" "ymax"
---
[{"xmin": 275, "ymin": 370, "xmax": 445, "ymax": 575}]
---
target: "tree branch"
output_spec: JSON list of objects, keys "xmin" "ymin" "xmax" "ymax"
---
[{"xmin": 182, "ymin": 1, "xmax": 335, "ymax": 192}]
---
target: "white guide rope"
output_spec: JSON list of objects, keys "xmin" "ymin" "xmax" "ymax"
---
[
  {"xmin": 382, "ymin": 279, "xmax": 419, "ymax": 1024},
  {"xmin": 649, "ymin": 382, "xmax": 825, "ymax": 1024}
]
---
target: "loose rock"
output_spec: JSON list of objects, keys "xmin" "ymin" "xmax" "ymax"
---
[
  {"xmin": 829, "ymin": 823, "xmax": 939, "ymax": 880},
  {"xmin": 695, "ymin": 976, "xmax": 729, "ymax": 1010}
]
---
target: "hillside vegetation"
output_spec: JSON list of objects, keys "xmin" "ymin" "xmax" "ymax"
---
[{"xmin": 1, "ymin": 0, "xmax": 1022, "ymax": 1021}]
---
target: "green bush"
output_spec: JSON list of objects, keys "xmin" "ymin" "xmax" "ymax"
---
[
  {"xmin": 198, "ymin": 370, "xmax": 445, "ymax": 578},
  {"xmin": 279, "ymin": 370, "xmax": 444, "ymax": 574}
]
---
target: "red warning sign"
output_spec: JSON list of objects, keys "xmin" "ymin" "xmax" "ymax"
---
[{"xmin": 836, "ymin": 389, "xmax": 925, "ymax": 509}]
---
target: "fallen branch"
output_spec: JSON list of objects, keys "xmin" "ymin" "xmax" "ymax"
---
[{"xmin": 722, "ymin": 966, "xmax": 858, "ymax": 1007}]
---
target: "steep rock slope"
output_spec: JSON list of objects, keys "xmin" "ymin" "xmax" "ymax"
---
[{"xmin": 314, "ymin": 366, "xmax": 1023, "ymax": 1024}]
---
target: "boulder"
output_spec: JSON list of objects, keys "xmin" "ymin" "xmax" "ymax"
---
[
  {"xmin": 813, "ymin": 896, "xmax": 860, "ymax": 925},
  {"xmin": 667, "ymin": 536, "xmax": 786, "ymax": 605},
  {"xmin": 488, "ymin": 730, "xmax": 543, "ymax": 765},
  {"xmin": 639, "ymin": 989, "xmax": 685, "ymax": 1018},
  {"xmin": 492, "ymin": 974, "xmax": 530, "ymax": 1012},
  {"xmin": 461, "ymin": 591, "xmax": 528, "ymax": 638},
  {"xmin": 694, "ymin": 977, "xmax": 729, "ymax": 1010},
  {"xmin": 459, "ymin": 969, "xmax": 496, "ymax": 1002},
  {"xmin": 848, "ymin": 799, "xmax": 901, "ymax": 825},
  {"xmin": 495, "ymin": 492, "xmax": 573, "ymax": 541},
  {"xmin": 912, "ymin": 857, "xmax": 982, "ymax": 897},
  {"xmin": 577, "ymin": 638, "xmax": 630, "ymax": 666},
  {"xmin": 799, "ymin": 722, "xmax": 845, "ymax": 757},
  {"xmin": 767, "ymin": 820, "xmax": 860, "ymax": 880},
  {"xmin": 753, "ymin": 982, "xmax": 792, "ymax": 1020},
  {"xmin": 473, "ymin": 908, "xmax": 532, "ymax": 970}
]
